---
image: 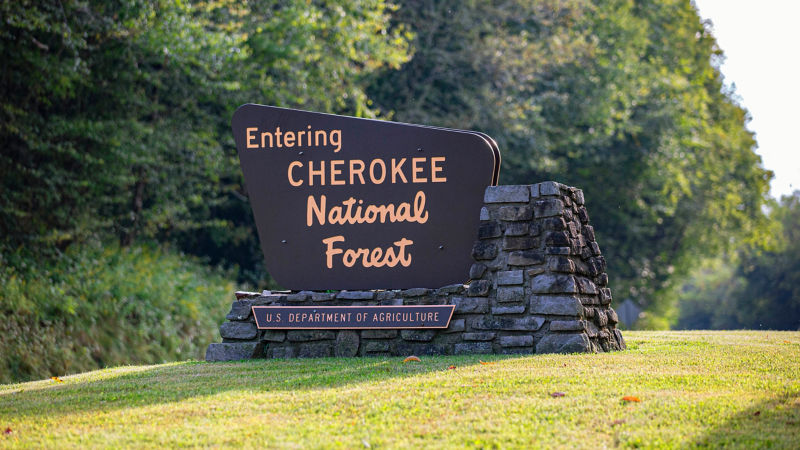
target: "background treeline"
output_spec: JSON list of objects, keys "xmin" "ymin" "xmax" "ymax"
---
[{"xmin": 0, "ymin": 0, "xmax": 794, "ymax": 381}]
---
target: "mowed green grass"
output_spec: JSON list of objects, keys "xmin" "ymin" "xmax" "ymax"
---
[{"xmin": 1, "ymin": 331, "xmax": 798, "ymax": 449}]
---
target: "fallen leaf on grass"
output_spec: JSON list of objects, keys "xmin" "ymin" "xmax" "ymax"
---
[
  {"xmin": 754, "ymin": 411, "xmax": 761, "ymax": 417},
  {"xmin": 550, "ymin": 392, "xmax": 566, "ymax": 398},
  {"xmin": 783, "ymin": 341, "xmax": 791, "ymax": 344},
  {"xmin": 622, "ymin": 396, "xmax": 641, "ymax": 402},
  {"xmin": 50, "ymin": 376, "xmax": 63, "ymax": 383},
  {"xmin": 403, "ymin": 356, "xmax": 421, "ymax": 363},
  {"xmin": 479, "ymin": 360, "xmax": 495, "ymax": 365},
  {"xmin": 3, "ymin": 428, "xmax": 11, "ymax": 436},
  {"xmin": 448, "ymin": 365, "xmax": 456, "ymax": 370},
  {"xmin": 611, "ymin": 419, "xmax": 626, "ymax": 426}
]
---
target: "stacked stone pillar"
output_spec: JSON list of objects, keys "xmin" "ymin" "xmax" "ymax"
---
[{"xmin": 205, "ymin": 182, "xmax": 625, "ymax": 361}]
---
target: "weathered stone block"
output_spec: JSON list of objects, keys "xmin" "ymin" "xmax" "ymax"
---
[
  {"xmin": 526, "ymin": 268, "xmax": 545, "ymax": 276},
  {"xmin": 471, "ymin": 241, "xmax": 498, "ymax": 260},
  {"xmin": 545, "ymin": 231, "xmax": 571, "ymax": 247},
  {"xmin": 397, "ymin": 344, "xmax": 446, "ymax": 356},
  {"xmin": 470, "ymin": 263, "xmax": 488, "ymax": 279},
  {"xmin": 577, "ymin": 207, "xmax": 590, "ymax": 224},
  {"xmin": 599, "ymin": 287, "xmax": 612, "ymax": 305},
  {"xmin": 220, "ymin": 322, "xmax": 258, "ymax": 340},
  {"xmin": 535, "ymin": 334, "xmax": 590, "ymax": 354},
  {"xmin": 365, "ymin": 341, "xmax": 390, "ymax": 353},
  {"xmin": 539, "ymin": 181, "xmax": 561, "ymax": 196},
  {"xmin": 507, "ymin": 250, "xmax": 545, "ymax": 266},
  {"xmin": 496, "ymin": 270, "xmax": 523, "ymax": 285},
  {"xmin": 497, "ymin": 287, "xmax": 524, "ymax": 303},
  {"xmin": 478, "ymin": 222, "xmax": 502, "ymax": 239},
  {"xmin": 455, "ymin": 342, "xmax": 493, "ymax": 355},
  {"xmin": 503, "ymin": 236, "xmax": 539, "ymax": 250},
  {"xmin": 443, "ymin": 319, "xmax": 466, "ymax": 333},
  {"xmin": 467, "ymin": 280, "xmax": 491, "ymax": 297},
  {"xmin": 576, "ymin": 277, "xmax": 598, "ymax": 295},
  {"xmin": 492, "ymin": 306, "xmax": 526, "ymax": 315},
  {"xmin": 529, "ymin": 223, "xmax": 541, "ymax": 236},
  {"xmin": 262, "ymin": 330, "xmax": 286, "ymax": 342},
  {"xmin": 463, "ymin": 332, "xmax": 496, "ymax": 341},
  {"xmin": 500, "ymin": 335, "xmax": 534, "ymax": 347},
  {"xmin": 299, "ymin": 343, "xmax": 331, "ymax": 358},
  {"xmin": 504, "ymin": 222, "xmax": 529, "ymax": 236},
  {"xmin": 529, "ymin": 296, "xmax": 583, "ymax": 316},
  {"xmin": 337, "ymin": 291, "xmax": 375, "ymax": 300},
  {"xmin": 480, "ymin": 207, "xmax": 490, "ymax": 221},
  {"xmin": 335, "ymin": 330, "xmax": 360, "ymax": 357},
  {"xmin": 401, "ymin": 329, "xmax": 436, "ymax": 342},
  {"xmin": 287, "ymin": 330, "xmax": 336, "ymax": 342},
  {"xmin": 500, "ymin": 347, "xmax": 534, "ymax": 355},
  {"xmin": 205, "ymin": 342, "xmax": 264, "ymax": 361},
  {"xmin": 530, "ymin": 183, "xmax": 540, "ymax": 198},
  {"xmin": 590, "ymin": 242, "xmax": 601, "ymax": 256},
  {"xmin": 400, "ymin": 288, "xmax": 429, "ymax": 297},
  {"xmin": 534, "ymin": 199, "xmax": 564, "ymax": 218},
  {"xmin": 568, "ymin": 222, "xmax": 578, "ymax": 238},
  {"xmin": 550, "ymin": 320, "xmax": 585, "ymax": 331},
  {"xmin": 439, "ymin": 284, "xmax": 464, "ymax": 294},
  {"xmin": 595, "ymin": 309, "xmax": 608, "ymax": 327},
  {"xmin": 485, "ymin": 185, "xmax": 530, "ymax": 203},
  {"xmin": 375, "ymin": 291, "xmax": 397, "ymax": 300},
  {"xmin": 614, "ymin": 329, "xmax": 627, "ymax": 350},
  {"xmin": 381, "ymin": 298, "xmax": 404, "ymax": 306},
  {"xmin": 544, "ymin": 217, "xmax": 567, "ymax": 231},
  {"xmin": 453, "ymin": 297, "xmax": 489, "ymax": 314},
  {"xmin": 473, "ymin": 316, "xmax": 545, "ymax": 331},
  {"xmin": 498, "ymin": 206, "xmax": 534, "ymax": 221},
  {"xmin": 362, "ymin": 329, "xmax": 398, "ymax": 339},
  {"xmin": 606, "ymin": 308, "xmax": 619, "ymax": 325},
  {"xmin": 311, "ymin": 292, "xmax": 335, "ymax": 302},
  {"xmin": 529, "ymin": 274, "xmax": 577, "ymax": 294},
  {"xmin": 547, "ymin": 247, "xmax": 571, "ymax": 255},
  {"xmin": 597, "ymin": 273, "xmax": 609, "ymax": 286},
  {"xmin": 574, "ymin": 189, "xmax": 585, "ymax": 205},
  {"xmin": 582, "ymin": 225, "xmax": 595, "ymax": 242},
  {"xmin": 548, "ymin": 256, "xmax": 575, "ymax": 273},
  {"xmin": 226, "ymin": 301, "xmax": 254, "ymax": 321}
]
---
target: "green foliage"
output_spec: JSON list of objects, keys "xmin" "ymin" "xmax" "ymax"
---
[
  {"xmin": 367, "ymin": 0, "xmax": 772, "ymax": 327},
  {"xmin": 0, "ymin": 243, "xmax": 234, "ymax": 383},
  {"xmin": 677, "ymin": 193, "xmax": 800, "ymax": 330}
]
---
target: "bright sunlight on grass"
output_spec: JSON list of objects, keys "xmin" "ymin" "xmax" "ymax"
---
[{"xmin": 1, "ymin": 331, "xmax": 798, "ymax": 449}]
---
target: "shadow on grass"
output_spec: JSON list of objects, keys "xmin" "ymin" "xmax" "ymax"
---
[
  {"xmin": 0, "ymin": 354, "xmax": 514, "ymax": 420},
  {"xmin": 685, "ymin": 391, "xmax": 800, "ymax": 449}
]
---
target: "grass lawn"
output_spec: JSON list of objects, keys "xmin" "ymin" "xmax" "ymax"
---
[{"xmin": 1, "ymin": 331, "xmax": 798, "ymax": 449}]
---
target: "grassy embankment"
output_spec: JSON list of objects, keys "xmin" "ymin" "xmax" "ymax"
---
[{"xmin": 1, "ymin": 331, "xmax": 798, "ymax": 449}]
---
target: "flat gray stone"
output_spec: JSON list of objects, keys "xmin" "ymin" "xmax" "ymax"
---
[
  {"xmin": 599, "ymin": 287, "xmax": 612, "ymax": 305},
  {"xmin": 529, "ymin": 274, "xmax": 577, "ymax": 294},
  {"xmin": 498, "ymin": 206, "xmax": 533, "ymax": 221},
  {"xmin": 299, "ymin": 343, "xmax": 331, "ymax": 358},
  {"xmin": 539, "ymin": 181, "xmax": 561, "ymax": 196},
  {"xmin": 473, "ymin": 316, "xmax": 545, "ymax": 331},
  {"xmin": 262, "ymin": 330, "xmax": 286, "ymax": 342},
  {"xmin": 335, "ymin": 330, "xmax": 360, "ymax": 357},
  {"xmin": 574, "ymin": 189, "xmax": 585, "ymax": 205},
  {"xmin": 455, "ymin": 342, "xmax": 493, "ymax": 355},
  {"xmin": 529, "ymin": 296, "xmax": 583, "ymax": 316},
  {"xmin": 480, "ymin": 207, "xmax": 490, "ymax": 221},
  {"xmin": 401, "ymin": 329, "xmax": 436, "ymax": 342},
  {"xmin": 550, "ymin": 320, "xmax": 585, "ymax": 331},
  {"xmin": 497, "ymin": 270, "xmax": 524, "ymax": 285},
  {"xmin": 536, "ymin": 334, "xmax": 590, "ymax": 354},
  {"xmin": 576, "ymin": 277, "xmax": 598, "ymax": 294},
  {"xmin": 470, "ymin": 263, "xmax": 487, "ymax": 279},
  {"xmin": 452, "ymin": 297, "xmax": 489, "ymax": 314},
  {"xmin": 443, "ymin": 319, "xmax": 466, "ymax": 333},
  {"xmin": 530, "ymin": 184, "xmax": 540, "ymax": 198},
  {"xmin": 337, "ymin": 291, "xmax": 375, "ymax": 300},
  {"xmin": 492, "ymin": 306, "xmax": 526, "ymax": 315},
  {"xmin": 504, "ymin": 222, "xmax": 529, "ymax": 236},
  {"xmin": 362, "ymin": 329, "xmax": 398, "ymax": 339},
  {"xmin": 226, "ymin": 301, "xmax": 254, "ymax": 321},
  {"xmin": 400, "ymin": 288, "xmax": 429, "ymax": 297},
  {"xmin": 526, "ymin": 268, "xmax": 545, "ymax": 276},
  {"xmin": 478, "ymin": 222, "xmax": 502, "ymax": 239},
  {"xmin": 439, "ymin": 284, "xmax": 465, "ymax": 294},
  {"xmin": 500, "ymin": 335, "xmax": 534, "ymax": 347},
  {"xmin": 507, "ymin": 250, "xmax": 545, "ymax": 266},
  {"xmin": 284, "ymin": 293, "xmax": 309, "ymax": 302},
  {"xmin": 606, "ymin": 308, "xmax": 619, "ymax": 325},
  {"xmin": 381, "ymin": 298, "xmax": 403, "ymax": 306},
  {"xmin": 467, "ymin": 280, "xmax": 491, "ymax": 297},
  {"xmin": 311, "ymin": 292, "xmax": 336, "ymax": 301},
  {"xmin": 614, "ymin": 329, "xmax": 627, "ymax": 350},
  {"xmin": 219, "ymin": 322, "xmax": 258, "ymax": 340},
  {"xmin": 376, "ymin": 291, "xmax": 397, "ymax": 300},
  {"xmin": 365, "ymin": 341, "xmax": 390, "ymax": 352},
  {"xmin": 463, "ymin": 332, "xmax": 496, "ymax": 341},
  {"xmin": 497, "ymin": 287, "xmax": 524, "ymax": 303},
  {"xmin": 287, "ymin": 330, "xmax": 336, "ymax": 342},
  {"xmin": 548, "ymin": 256, "xmax": 575, "ymax": 273},
  {"xmin": 205, "ymin": 342, "xmax": 264, "ymax": 361},
  {"xmin": 471, "ymin": 241, "xmax": 498, "ymax": 260},
  {"xmin": 534, "ymin": 199, "xmax": 564, "ymax": 218},
  {"xmin": 396, "ymin": 344, "xmax": 446, "ymax": 356},
  {"xmin": 485, "ymin": 185, "xmax": 531, "ymax": 203},
  {"xmin": 502, "ymin": 236, "xmax": 539, "ymax": 250},
  {"xmin": 547, "ymin": 247, "xmax": 571, "ymax": 255}
]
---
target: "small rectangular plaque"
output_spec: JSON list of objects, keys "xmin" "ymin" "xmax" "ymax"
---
[{"xmin": 252, "ymin": 305, "xmax": 455, "ymax": 329}]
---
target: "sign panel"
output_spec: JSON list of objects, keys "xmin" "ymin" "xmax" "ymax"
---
[
  {"xmin": 232, "ymin": 104, "xmax": 497, "ymax": 290},
  {"xmin": 252, "ymin": 305, "xmax": 455, "ymax": 329}
]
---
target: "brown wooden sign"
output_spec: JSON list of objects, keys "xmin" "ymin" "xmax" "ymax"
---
[
  {"xmin": 252, "ymin": 305, "xmax": 455, "ymax": 329},
  {"xmin": 232, "ymin": 104, "xmax": 498, "ymax": 290}
]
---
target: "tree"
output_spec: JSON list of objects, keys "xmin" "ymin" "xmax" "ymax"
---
[{"xmin": 366, "ymin": 0, "xmax": 772, "ymax": 327}]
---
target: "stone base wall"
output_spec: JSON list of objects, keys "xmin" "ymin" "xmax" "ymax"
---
[{"xmin": 206, "ymin": 182, "xmax": 625, "ymax": 361}]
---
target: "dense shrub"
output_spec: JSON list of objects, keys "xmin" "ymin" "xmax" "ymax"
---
[{"xmin": 0, "ymin": 244, "xmax": 234, "ymax": 383}]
